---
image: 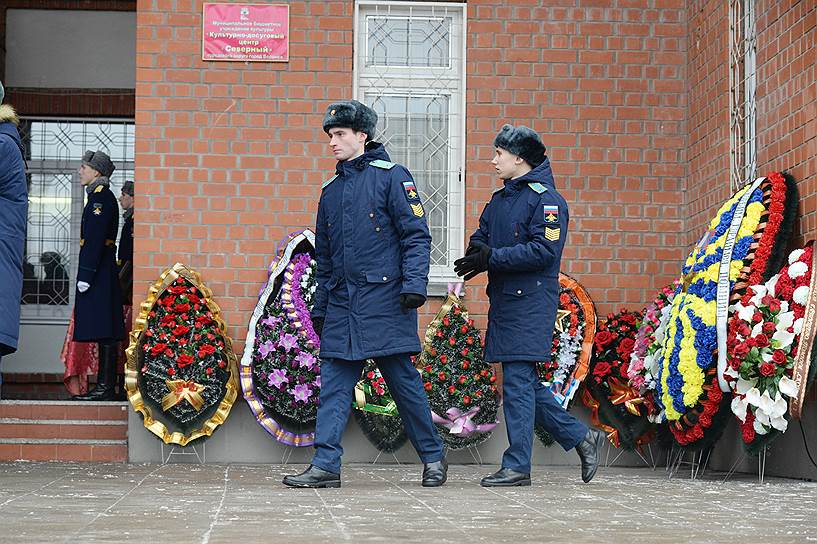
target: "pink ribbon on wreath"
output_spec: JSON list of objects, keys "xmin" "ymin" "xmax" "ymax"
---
[
  {"xmin": 447, "ymin": 282, "xmax": 463, "ymax": 297},
  {"xmin": 431, "ymin": 406, "xmax": 497, "ymax": 436}
]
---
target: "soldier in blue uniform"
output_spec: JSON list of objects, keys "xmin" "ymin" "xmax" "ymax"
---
[
  {"xmin": 454, "ymin": 125, "xmax": 604, "ymax": 486},
  {"xmin": 283, "ymin": 100, "xmax": 447, "ymax": 488},
  {"xmin": 117, "ymin": 180, "xmax": 134, "ymax": 304},
  {"xmin": 114, "ymin": 180, "xmax": 134, "ymax": 400},
  {"xmin": 72, "ymin": 150, "xmax": 126, "ymax": 401}
]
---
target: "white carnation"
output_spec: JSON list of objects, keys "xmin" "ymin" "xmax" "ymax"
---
[
  {"xmin": 788, "ymin": 248, "xmax": 805, "ymax": 265},
  {"xmin": 793, "ymin": 285, "xmax": 810, "ymax": 306},
  {"xmin": 788, "ymin": 261, "xmax": 808, "ymax": 279}
]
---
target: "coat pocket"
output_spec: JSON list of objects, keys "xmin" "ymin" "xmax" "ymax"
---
[{"xmin": 501, "ymin": 276, "xmax": 544, "ymax": 297}]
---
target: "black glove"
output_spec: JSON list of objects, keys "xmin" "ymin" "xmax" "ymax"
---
[
  {"xmin": 400, "ymin": 293, "xmax": 426, "ymax": 310},
  {"xmin": 311, "ymin": 316, "xmax": 325, "ymax": 337},
  {"xmin": 453, "ymin": 242, "xmax": 491, "ymax": 280}
]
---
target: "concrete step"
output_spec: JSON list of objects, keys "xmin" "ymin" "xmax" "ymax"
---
[{"xmin": 0, "ymin": 401, "xmax": 129, "ymax": 462}]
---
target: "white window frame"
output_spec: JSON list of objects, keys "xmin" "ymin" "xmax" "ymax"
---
[{"xmin": 354, "ymin": 0, "xmax": 466, "ymax": 292}]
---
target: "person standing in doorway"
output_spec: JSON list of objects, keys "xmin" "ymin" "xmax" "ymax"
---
[
  {"xmin": 454, "ymin": 124, "xmax": 604, "ymax": 486},
  {"xmin": 71, "ymin": 150, "xmax": 125, "ymax": 401},
  {"xmin": 283, "ymin": 100, "xmax": 447, "ymax": 488},
  {"xmin": 115, "ymin": 180, "xmax": 134, "ymax": 400},
  {"xmin": 0, "ymin": 80, "xmax": 28, "ymax": 397}
]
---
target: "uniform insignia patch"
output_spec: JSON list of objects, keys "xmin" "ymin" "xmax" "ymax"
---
[
  {"xmin": 543, "ymin": 205, "xmax": 559, "ymax": 223},
  {"xmin": 402, "ymin": 181, "xmax": 420, "ymax": 201},
  {"xmin": 93, "ymin": 203, "xmax": 103, "ymax": 216},
  {"xmin": 410, "ymin": 203, "xmax": 425, "ymax": 217},
  {"xmin": 545, "ymin": 226, "xmax": 560, "ymax": 241}
]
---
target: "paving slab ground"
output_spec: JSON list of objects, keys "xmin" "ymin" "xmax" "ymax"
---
[{"xmin": 0, "ymin": 462, "xmax": 815, "ymax": 543}]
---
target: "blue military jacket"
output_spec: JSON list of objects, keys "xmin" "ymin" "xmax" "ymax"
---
[
  {"xmin": 312, "ymin": 143, "xmax": 431, "ymax": 360},
  {"xmin": 0, "ymin": 108, "xmax": 27, "ymax": 355},
  {"xmin": 469, "ymin": 157, "xmax": 568, "ymax": 362},
  {"xmin": 73, "ymin": 180, "xmax": 125, "ymax": 342}
]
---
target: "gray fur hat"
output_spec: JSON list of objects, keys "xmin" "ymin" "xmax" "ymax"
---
[
  {"xmin": 0, "ymin": 80, "xmax": 4, "ymax": 104},
  {"xmin": 493, "ymin": 124, "xmax": 546, "ymax": 167},
  {"xmin": 322, "ymin": 100, "xmax": 378, "ymax": 140},
  {"xmin": 82, "ymin": 150, "xmax": 116, "ymax": 178},
  {"xmin": 121, "ymin": 180, "xmax": 134, "ymax": 196}
]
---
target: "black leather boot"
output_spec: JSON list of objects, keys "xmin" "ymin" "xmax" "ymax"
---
[
  {"xmin": 575, "ymin": 428, "xmax": 604, "ymax": 483},
  {"xmin": 421, "ymin": 458, "xmax": 448, "ymax": 487},
  {"xmin": 480, "ymin": 467, "xmax": 531, "ymax": 487},
  {"xmin": 283, "ymin": 465, "xmax": 341, "ymax": 488},
  {"xmin": 73, "ymin": 341, "xmax": 118, "ymax": 401}
]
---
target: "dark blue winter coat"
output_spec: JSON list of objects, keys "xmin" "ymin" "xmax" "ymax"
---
[
  {"xmin": 312, "ymin": 143, "xmax": 431, "ymax": 361},
  {"xmin": 73, "ymin": 180, "xmax": 125, "ymax": 342},
  {"xmin": 0, "ymin": 105, "xmax": 27, "ymax": 355},
  {"xmin": 468, "ymin": 157, "xmax": 568, "ymax": 362}
]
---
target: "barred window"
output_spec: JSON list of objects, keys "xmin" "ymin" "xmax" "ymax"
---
[
  {"xmin": 729, "ymin": 0, "xmax": 757, "ymax": 190},
  {"xmin": 355, "ymin": 1, "xmax": 466, "ymax": 289},
  {"xmin": 18, "ymin": 118, "xmax": 134, "ymax": 323}
]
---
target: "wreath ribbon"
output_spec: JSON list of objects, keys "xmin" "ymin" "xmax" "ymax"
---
[
  {"xmin": 790, "ymin": 245, "xmax": 817, "ymax": 419},
  {"xmin": 716, "ymin": 177, "xmax": 766, "ymax": 392},
  {"xmin": 162, "ymin": 379, "xmax": 206, "ymax": 412}
]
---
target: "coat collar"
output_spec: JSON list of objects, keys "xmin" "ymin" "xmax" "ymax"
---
[{"xmin": 336, "ymin": 141, "xmax": 391, "ymax": 175}]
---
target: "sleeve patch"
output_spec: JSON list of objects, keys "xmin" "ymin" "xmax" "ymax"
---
[
  {"xmin": 545, "ymin": 226, "xmax": 561, "ymax": 241},
  {"xmin": 410, "ymin": 203, "xmax": 425, "ymax": 217},
  {"xmin": 402, "ymin": 181, "xmax": 420, "ymax": 201},
  {"xmin": 543, "ymin": 205, "xmax": 559, "ymax": 223},
  {"xmin": 92, "ymin": 202, "xmax": 103, "ymax": 216}
]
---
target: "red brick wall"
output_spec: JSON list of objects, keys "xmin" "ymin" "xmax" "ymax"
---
[
  {"xmin": 755, "ymin": 1, "xmax": 817, "ymax": 242},
  {"xmin": 685, "ymin": 1, "xmax": 817, "ymax": 248},
  {"xmin": 463, "ymin": 0, "xmax": 688, "ymax": 324},
  {"xmin": 684, "ymin": 0, "xmax": 730, "ymax": 246},
  {"xmin": 135, "ymin": 0, "xmax": 354, "ymax": 351},
  {"xmin": 135, "ymin": 0, "xmax": 689, "ymax": 349}
]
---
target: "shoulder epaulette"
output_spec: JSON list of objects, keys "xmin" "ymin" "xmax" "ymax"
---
[
  {"xmin": 93, "ymin": 185, "xmax": 105, "ymax": 193},
  {"xmin": 322, "ymin": 175, "xmax": 338, "ymax": 189},
  {"xmin": 369, "ymin": 159, "xmax": 395, "ymax": 170},
  {"xmin": 527, "ymin": 182, "xmax": 548, "ymax": 194}
]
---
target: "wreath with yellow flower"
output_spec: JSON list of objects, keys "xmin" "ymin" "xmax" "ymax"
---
[{"xmin": 656, "ymin": 172, "xmax": 798, "ymax": 449}]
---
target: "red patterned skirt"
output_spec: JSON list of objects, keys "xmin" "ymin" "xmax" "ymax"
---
[{"xmin": 62, "ymin": 305, "xmax": 132, "ymax": 395}]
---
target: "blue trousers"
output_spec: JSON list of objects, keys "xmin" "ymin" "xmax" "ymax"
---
[
  {"xmin": 501, "ymin": 361, "xmax": 588, "ymax": 474},
  {"xmin": 311, "ymin": 353, "xmax": 444, "ymax": 474}
]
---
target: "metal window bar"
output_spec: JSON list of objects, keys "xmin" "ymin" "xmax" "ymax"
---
[
  {"xmin": 355, "ymin": 1, "xmax": 466, "ymax": 282},
  {"xmin": 17, "ymin": 118, "xmax": 135, "ymax": 323},
  {"xmin": 729, "ymin": 0, "xmax": 757, "ymax": 191}
]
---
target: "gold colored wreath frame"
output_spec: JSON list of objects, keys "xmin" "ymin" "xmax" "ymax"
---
[{"xmin": 125, "ymin": 262, "xmax": 240, "ymax": 446}]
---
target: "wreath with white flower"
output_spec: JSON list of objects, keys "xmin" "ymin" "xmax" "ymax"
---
[{"xmin": 725, "ymin": 243, "xmax": 817, "ymax": 453}]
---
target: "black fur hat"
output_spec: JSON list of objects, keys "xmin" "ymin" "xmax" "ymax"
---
[
  {"xmin": 493, "ymin": 124, "xmax": 546, "ymax": 167},
  {"xmin": 82, "ymin": 150, "xmax": 116, "ymax": 178},
  {"xmin": 122, "ymin": 180, "xmax": 134, "ymax": 196},
  {"xmin": 322, "ymin": 100, "xmax": 378, "ymax": 140}
]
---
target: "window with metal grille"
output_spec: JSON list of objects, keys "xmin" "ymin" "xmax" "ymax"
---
[
  {"xmin": 355, "ymin": 1, "xmax": 466, "ymax": 290},
  {"xmin": 729, "ymin": 0, "xmax": 757, "ymax": 190},
  {"xmin": 18, "ymin": 118, "xmax": 135, "ymax": 323}
]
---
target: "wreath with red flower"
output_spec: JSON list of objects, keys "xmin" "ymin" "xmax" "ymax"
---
[
  {"xmin": 535, "ymin": 273, "xmax": 596, "ymax": 447},
  {"xmin": 418, "ymin": 286, "xmax": 500, "ymax": 450},
  {"xmin": 581, "ymin": 307, "xmax": 653, "ymax": 450},
  {"xmin": 126, "ymin": 263, "xmax": 239, "ymax": 446},
  {"xmin": 726, "ymin": 243, "xmax": 817, "ymax": 454},
  {"xmin": 352, "ymin": 360, "xmax": 409, "ymax": 454}
]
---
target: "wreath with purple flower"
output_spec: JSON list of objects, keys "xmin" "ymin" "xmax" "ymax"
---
[{"xmin": 242, "ymin": 231, "xmax": 321, "ymax": 446}]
